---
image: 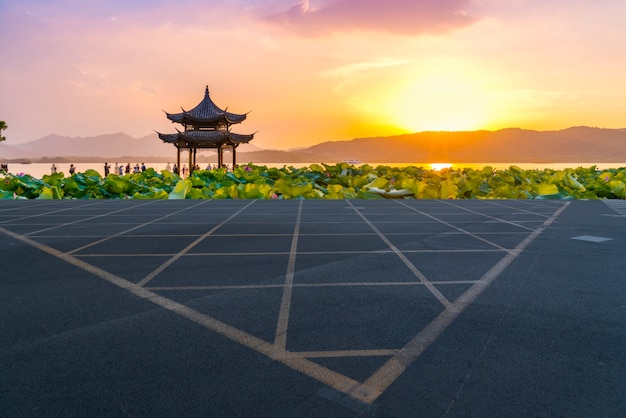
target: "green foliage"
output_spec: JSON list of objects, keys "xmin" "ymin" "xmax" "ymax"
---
[{"xmin": 0, "ymin": 163, "xmax": 625, "ymax": 200}]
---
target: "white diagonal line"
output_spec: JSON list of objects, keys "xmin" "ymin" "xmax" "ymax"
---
[
  {"xmin": 25, "ymin": 201, "xmax": 158, "ymax": 235},
  {"xmin": 396, "ymin": 200, "xmax": 512, "ymax": 252},
  {"xmin": 358, "ymin": 201, "xmax": 570, "ymax": 404},
  {"xmin": 0, "ymin": 201, "xmax": 102, "ymax": 225},
  {"xmin": 346, "ymin": 200, "xmax": 452, "ymax": 310},
  {"xmin": 441, "ymin": 200, "xmax": 544, "ymax": 231},
  {"xmin": 136, "ymin": 200, "xmax": 257, "ymax": 287},
  {"xmin": 0, "ymin": 223, "xmax": 382, "ymax": 405},
  {"xmin": 66, "ymin": 200, "xmax": 211, "ymax": 255}
]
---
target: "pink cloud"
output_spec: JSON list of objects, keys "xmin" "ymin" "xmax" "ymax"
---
[{"xmin": 264, "ymin": 0, "xmax": 478, "ymax": 36}]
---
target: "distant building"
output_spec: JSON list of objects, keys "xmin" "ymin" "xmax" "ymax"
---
[{"xmin": 157, "ymin": 86, "xmax": 255, "ymax": 172}]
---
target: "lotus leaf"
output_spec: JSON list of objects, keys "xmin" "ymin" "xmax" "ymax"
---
[
  {"xmin": 133, "ymin": 189, "xmax": 169, "ymax": 199},
  {"xmin": 168, "ymin": 180, "xmax": 192, "ymax": 199},
  {"xmin": 187, "ymin": 187, "xmax": 210, "ymax": 199},
  {"xmin": 237, "ymin": 183, "xmax": 273, "ymax": 199},
  {"xmin": 3, "ymin": 165, "xmax": 626, "ymax": 200},
  {"xmin": 272, "ymin": 179, "xmax": 320, "ymax": 199},
  {"xmin": 0, "ymin": 190, "xmax": 15, "ymax": 199},
  {"xmin": 364, "ymin": 177, "xmax": 389, "ymax": 191},
  {"xmin": 213, "ymin": 184, "xmax": 239, "ymax": 199},
  {"xmin": 440, "ymin": 179, "xmax": 458, "ymax": 199},
  {"xmin": 536, "ymin": 183, "xmax": 560, "ymax": 196},
  {"xmin": 608, "ymin": 180, "xmax": 626, "ymax": 198}
]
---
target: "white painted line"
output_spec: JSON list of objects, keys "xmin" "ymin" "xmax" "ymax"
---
[
  {"xmin": 274, "ymin": 199, "xmax": 303, "ymax": 349},
  {"xmin": 0, "ymin": 200, "xmax": 571, "ymax": 406},
  {"xmin": 24, "ymin": 201, "xmax": 158, "ymax": 236},
  {"xmin": 484, "ymin": 200, "xmax": 553, "ymax": 219},
  {"xmin": 66, "ymin": 200, "xmax": 211, "ymax": 255},
  {"xmin": 0, "ymin": 224, "xmax": 382, "ymax": 405},
  {"xmin": 358, "ymin": 201, "xmax": 570, "ymax": 404},
  {"xmin": 0, "ymin": 201, "xmax": 101, "ymax": 225},
  {"xmin": 291, "ymin": 349, "xmax": 397, "ymax": 358},
  {"xmin": 346, "ymin": 200, "xmax": 453, "ymax": 310},
  {"xmin": 603, "ymin": 200, "xmax": 626, "ymax": 215},
  {"xmin": 136, "ymin": 200, "xmax": 258, "ymax": 287},
  {"xmin": 146, "ymin": 280, "xmax": 481, "ymax": 291},
  {"xmin": 396, "ymin": 201, "xmax": 512, "ymax": 253},
  {"xmin": 441, "ymin": 200, "xmax": 538, "ymax": 231},
  {"xmin": 571, "ymin": 235, "xmax": 613, "ymax": 243}
]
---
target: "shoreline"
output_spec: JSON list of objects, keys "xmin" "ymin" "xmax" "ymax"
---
[{"xmin": 2, "ymin": 161, "xmax": 626, "ymax": 180}]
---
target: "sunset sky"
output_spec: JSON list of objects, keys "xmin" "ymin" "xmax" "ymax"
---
[{"xmin": 1, "ymin": 0, "xmax": 625, "ymax": 150}]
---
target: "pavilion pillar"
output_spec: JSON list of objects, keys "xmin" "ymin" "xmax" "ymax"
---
[
  {"xmin": 188, "ymin": 148, "xmax": 193, "ymax": 175},
  {"xmin": 232, "ymin": 145, "xmax": 237, "ymax": 168},
  {"xmin": 217, "ymin": 145, "xmax": 223, "ymax": 168},
  {"xmin": 176, "ymin": 146, "xmax": 181, "ymax": 174},
  {"xmin": 193, "ymin": 148, "xmax": 197, "ymax": 171}
]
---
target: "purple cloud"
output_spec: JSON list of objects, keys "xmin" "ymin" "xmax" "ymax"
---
[{"xmin": 264, "ymin": 0, "xmax": 478, "ymax": 36}]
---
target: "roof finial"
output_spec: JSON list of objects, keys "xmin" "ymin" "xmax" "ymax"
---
[{"xmin": 205, "ymin": 85, "xmax": 209, "ymax": 97}]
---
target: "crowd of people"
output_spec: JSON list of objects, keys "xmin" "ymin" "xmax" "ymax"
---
[
  {"xmin": 2, "ymin": 162, "xmax": 234, "ymax": 177},
  {"xmin": 50, "ymin": 162, "xmax": 228, "ymax": 177}
]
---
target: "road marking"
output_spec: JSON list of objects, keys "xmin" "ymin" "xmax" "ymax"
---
[
  {"xmin": 66, "ymin": 200, "xmax": 211, "ymax": 255},
  {"xmin": 0, "ymin": 223, "xmax": 383, "ymax": 404},
  {"xmin": 136, "ymin": 200, "xmax": 257, "ymax": 287},
  {"xmin": 396, "ymin": 201, "xmax": 513, "ymax": 253},
  {"xmin": 359, "ymin": 201, "xmax": 570, "ymax": 403},
  {"xmin": 346, "ymin": 200, "xmax": 453, "ymax": 310},
  {"xmin": 571, "ymin": 235, "xmax": 613, "ymax": 243},
  {"xmin": 146, "ymin": 280, "xmax": 480, "ymax": 291},
  {"xmin": 289, "ymin": 349, "xmax": 397, "ymax": 358},
  {"xmin": 275, "ymin": 199, "xmax": 303, "ymax": 349},
  {"xmin": 0, "ymin": 200, "xmax": 570, "ymax": 406},
  {"xmin": 603, "ymin": 199, "xmax": 626, "ymax": 216},
  {"xmin": 0, "ymin": 201, "xmax": 101, "ymax": 225},
  {"xmin": 25, "ymin": 201, "xmax": 158, "ymax": 236}
]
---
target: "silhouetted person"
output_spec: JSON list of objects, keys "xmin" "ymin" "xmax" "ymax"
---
[
  {"xmin": 69, "ymin": 164, "xmax": 76, "ymax": 175},
  {"xmin": 104, "ymin": 162, "xmax": 110, "ymax": 176}
]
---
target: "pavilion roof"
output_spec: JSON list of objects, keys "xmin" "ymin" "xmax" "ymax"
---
[
  {"xmin": 165, "ymin": 86, "xmax": 248, "ymax": 126},
  {"xmin": 157, "ymin": 130, "xmax": 254, "ymax": 147}
]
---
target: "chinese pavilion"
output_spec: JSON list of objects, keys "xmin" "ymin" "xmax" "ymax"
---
[{"xmin": 157, "ymin": 86, "xmax": 255, "ymax": 172}]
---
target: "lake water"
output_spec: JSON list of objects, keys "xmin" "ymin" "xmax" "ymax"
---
[{"xmin": 3, "ymin": 161, "xmax": 626, "ymax": 179}]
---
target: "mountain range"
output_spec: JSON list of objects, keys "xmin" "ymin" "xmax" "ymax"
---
[{"xmin": 1, "ymin": 127, "xmax": 626, "ymax": 163}]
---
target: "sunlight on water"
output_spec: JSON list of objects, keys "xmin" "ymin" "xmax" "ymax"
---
[
  {"xmin": 2, "ymin": 161, "xmax": 626, "ymax": 179},
  {"xmin": 430, "ymin": 163, "xmax": 453, "ymax": 171}
]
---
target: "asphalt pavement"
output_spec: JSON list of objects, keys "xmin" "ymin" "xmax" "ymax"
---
[{"xmin": 1, "ymin": 199, "xmax": 625, "ymax": 417}]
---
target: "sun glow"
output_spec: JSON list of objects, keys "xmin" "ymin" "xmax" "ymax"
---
[
  {"xmin": 430, "ymin": 163, "xmax": 453, "ymax": 171},
  {"xmin": 385, "ymin": 70, "xmax": 492, "ymax": 133}
]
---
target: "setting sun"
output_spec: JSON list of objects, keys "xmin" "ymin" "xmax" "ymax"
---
[
  {"xmin": 430, "ymin": 163, "xmax": 453, "ymax": 171},
  {"xmin": 385, "ymin": 69, "xmax": 491, "ymax": 133}
]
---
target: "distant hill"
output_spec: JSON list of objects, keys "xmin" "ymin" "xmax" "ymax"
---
[
  {"xmin": 0, "ymin": 132, "xmax": 262, "ymax": 162},
  {"xmin": 1, "ymin": 127, "xmax": 626, "ymax": 164},
  {"xmin": 286, "ymin": 127, "xmax": 626, "ymax": 163}
]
